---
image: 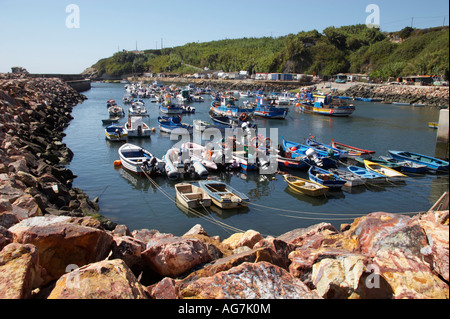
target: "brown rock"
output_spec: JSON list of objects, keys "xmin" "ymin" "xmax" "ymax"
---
[
  {"xmin": 147, "ymin": 277, "xmax": 180, "ymax": 299},
  {"xmin": 277, "ymin": 222, "xmax": 338, "ymax": 248},
  {"xmin": 181, "ymin": 261, "xmax": 321, "ymax": 299},
  {"xmin": 222, "ymin": 229, "xmax": 263, "ymax": 250},
  {"xmin": 47, "ymin": 259, "xmax": 148, "ymax": 299},
  {"xmin": 0, "ymin": 243, "xmax": 42, "ymax": 299},
  {"xmin": 141, "ymin": 236, "xmax": 211, "ymax": 277},
  {"xmin": 9, "ymin": 215, "xmax": 113, "ymax": 284}
]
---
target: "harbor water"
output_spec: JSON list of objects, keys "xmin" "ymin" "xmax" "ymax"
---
[{"xmin": 63, "ymin": 82, "xmax": 449, "ymax": 238}]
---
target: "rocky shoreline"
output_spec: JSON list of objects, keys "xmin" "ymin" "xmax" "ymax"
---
[
  {"xmin": 342, "ymin": 84, "xmax": 449, "ymax": 107},
  {"xmin": 0, "ymin": 75, "xmax": 449, "ymax": 299}
]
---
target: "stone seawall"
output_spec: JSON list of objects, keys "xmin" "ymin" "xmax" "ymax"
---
[
  {"xmin": 0, "ymin": 75, "xmax": 448, "ymax": 300},
  {"xmin": 343, "ymin": 84, "xmax": 449, "ymax": 107}
]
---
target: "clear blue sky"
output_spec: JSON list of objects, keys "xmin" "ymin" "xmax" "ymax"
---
[{"xmin": 0, "ymin": 0, "xmax": 448, "ymax": 74}]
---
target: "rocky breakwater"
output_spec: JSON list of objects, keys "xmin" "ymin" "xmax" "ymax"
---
[
  {"xmin": 343, "ymin": 84, "xmax": 449, "ymax": 107},
  {"xmin": 1, "ymin": 208, "xmax": 448, "ymax": 299},
  {"xmin": 0, "ymin": 75, "xmax": 116, "ymax": 232}
]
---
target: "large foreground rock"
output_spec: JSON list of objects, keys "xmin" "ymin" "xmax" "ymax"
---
[
  {"xmin": 0, "ymin": 243, "xmax": 42, "ymax": 299},
  {"xmin": 181, "ymin": 261, "xmax": 321, "ymax": 299},
  {"xmin": 48, "ymin": 259, "xmax": 148, "ymax": 299},
  {"xmin": 9, "ymin": 215, "xmax": 113, "ymax": 283}
]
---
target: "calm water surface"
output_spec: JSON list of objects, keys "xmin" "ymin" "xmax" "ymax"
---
[{"xmin": 63, "ymin": 82, "xmax": 448, "ymax": 238}]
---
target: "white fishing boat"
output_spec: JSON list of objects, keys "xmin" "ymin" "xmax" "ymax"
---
[
  {"xmin": 175, "ymin": 183, "xmax": 212, "ymax": 209},
  {"xmin": 125, "ymin": 115, "xmax": 151, "ymax": 137},
  {"xmin": 108, "ymin": 105, "xmax": 125, "ymax": 116},
  {"xmin": 164, "ymin": 148, "xmax": 208, "ymax": 180},
  {"xmin": 118, "ymin": 143, "xmax": 165, "ymax": 176},
  {"xmin": 181, "ymin": 142, "xmax": 220, "ymax": 171}
]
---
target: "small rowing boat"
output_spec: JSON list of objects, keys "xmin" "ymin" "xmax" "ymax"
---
[
  {"xmin": 347, "ymin": 165, "xmax": 386, "ymax": 183},
  {"xmin": 379, "ymin": 156, "xmax": 427, "ymax": 174},
  {"xmin": 175, "ymin": 183, "xmax": 212, "ymax": 209},
  {"xmin": 283, "ymin": 175, "xmax": 328, "ymax": 197},
  {"xmin": 328, "ymin": 168, "xmax": 366, "ymax": 187},
  {"xmin": 308, "ymin": 166, "xmax": 346, "ymax": 189},
  {"xmin": 199, "ymin": 181, "xmax": 249, "ymax": 209},
  {"xmin": 364, "ymin": 160, "xmax": 407, "ymax": 182},
  {"xmin": 388, "ymin": 150, "xmax": 449, "ymax": 172},
  {"xmin": 331, "ymin": 139, "xmax": 375, "ymax": 159}
]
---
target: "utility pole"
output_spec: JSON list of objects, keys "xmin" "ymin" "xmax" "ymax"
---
[
  {"xmin": 411, "ymin": 17, "xmax": 414, "ymax": 28},
  {"xmin": 161, "ymin": 38, "xmax": 163, "ymax": 49}
]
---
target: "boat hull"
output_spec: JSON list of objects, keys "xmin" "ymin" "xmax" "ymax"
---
[
  {"xmin": 364, "ymin": 160, "xmax": 407, "ymax": 182},
  {"xmin": 284, "ymin": 175, "xmax": 328, "ymax": 197},
  {"xmin": 388, "ymin": 151, "xmax": 449, "ymax": 172},
  {"xmin": 199, "ymin": 181, "xmax": 249, "ymax": 209},
  {"xmin": 308, "ymin": 166, "xmax": 346, "ymax": 189},
  {"xmin": 298, "ymin": 103, "xmax": 355, "ymax": 116},
  {"xmin": 175, "ymin": 183, "xmax": 212, "ymax": 209}
]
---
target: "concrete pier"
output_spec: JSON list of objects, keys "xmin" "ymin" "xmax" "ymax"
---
[
  {"xmin": 435, "ymin": 109, "xmax": 449, "ymax": 160},
  {"xmin": 29, "ymin": 74, "xmax": 91, "ymax": 92}
]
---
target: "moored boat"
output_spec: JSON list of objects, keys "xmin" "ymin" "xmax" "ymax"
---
[
  {"xmin": 388, "ymin": 151, "xmax": 449, "ymax": 172},
  {"xmin": 328, "ymin": 168, "xmax": 365, "ymax": 187},
  {"xmin": 175, "ymin": 183, "xmax": 212, "ymax": 209},
  {"xmin": 193, "ymin": 119, "xmax": 215, "ymax": 132},
  {"xmin": 125, "ymin": 115, "xmax": 151, "ymax": 137},
  {"xmin": 283, "ymin": 175, "xmax": 329, "ymax": 197},
  {"xmin": 118, "ymin": 143, "xmax": 165, "ymax": 176},
  {"xmin": 158, "ymin": 116, "xmax": 193, "ymax": 134},
  {"xmin": 282, "ymin": 137, "xmax": 336, "ymax": 168},
  {"xmin": 331, "ymin": 139, "xmax": 375, "ymax": 159},
  {"xmin": 105, "ymin": 124, "xmax": 127, "ymax": 141},
  {"xmin": 181, "ymin": 142, "xmax": 220, "ymax": 172},
  {"xmin": 379, "ymin": 156, "xmax": 427, "ymax": 174},
  {"xmin": 199, "ymin": 181, "xmax": 249, "ymax": 209},
  {"xmin": 210, "ymin": 96, "xmax": 254, "ymax": 118},
  {"xmin": 308, "ymin": 166, "xmax": 347, "ymax": 189},
  {"xmin": 298, "ymin": 92, "xmax": 355, "ymax": 116},
  {"xmin": 306, "ymin": 137, "xmax": 347, "ymax": 159},
  {"xmin": 347, "ymin": 165, "xmax": 386, "ymax": 183},
  {"xmin": 254, "ymin": 96, "xmax": 289, "ymax": 119},
  {"xmin": 364, "ymin": 160, "xmax": 407, "ymax": 182}
]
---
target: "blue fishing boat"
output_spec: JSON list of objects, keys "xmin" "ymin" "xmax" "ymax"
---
[
  {"xmin": 308, "ymin": 166, "xmax": 346, "ymax": 189},
  {"xmin": 158, "ymin": 116, "xmax": 193, "ymax": 134},
  {"xmin": 282, "ymin": 137, "xmax": 336, "ymax": 168},
  {"xmin": 160, "ymin": 103, "xmax": 184, "ymax": 114},
  {"xmin": 306, "ymin": 136, "xmax": 348, "ymax": 159},
  {"xmin": 347, "ymin": 166, "xmax": 386, "ymax": 183},
  {"xmin": 254, "ymin": 96, "xmax": 289, "ymax": 119},
  {"xmin": 210, "ymin": 96, "xmax": 254, "ymax": 118},
  {"xmin": 388, "ymin": 151, "xmax": 449, "ymax": 172},
  {"xmin": 210, "ymin": 114, "xmax": 256, "ymax": 132},
  {"xmin": 105, "ymin": 124, "xmax": 127, "ymax": 141},
  {"xmin": 379, "ymin": 156, "xmax": 427, "ymax": 174}
]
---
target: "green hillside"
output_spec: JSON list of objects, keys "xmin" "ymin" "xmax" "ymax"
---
[{"xmin": 89, "ymin": 25, "xmax": 449, "ymax": 81}]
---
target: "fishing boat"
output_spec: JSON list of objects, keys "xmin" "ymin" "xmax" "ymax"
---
[
  {"xmin": 210, "ymin": 96, "xmax": 254, "ymax": 118},
  {"xmin": 364, "ymin": 160, "xmax": 407, "ymax": 182},
  {"xmin": 108, "ymin": 105, "xmax": 125, "ymax": 117},
  {"xmin": 118, "ymin": 143, "xmax": 165, "ymax": 176},
  {"xmin": 122, "ymin": 94, "xmax": 133, "ymax": 104},
  {"xmin": 353, "ymin": 157, "xmax": 402, "ymax": 171},
  {"xmin": 128, "ymin": 102, "xmax": 147, "ymax": 116},
  {"xmin": 298, "ymin": 92, "xmax": 355, "ymax": 116},
  {"xmin": 193, "ymin": 119, "xmax": 215, "ymax": 132},
  {"xmin": 159, "ymin": 103, "xmax": 184, "ymax": 114},
  {"xmin": 199, "ymin": 181, "xmax": 249, "ymax": 209},
  {"xmin": 106, "ymin": 99, "xmax": 117, "ymax": 108},
  {"xmin": 428, "ymin": 122, "xmax": 438, "ymax": 129},
  {"xmin": 347, "ymin": 165, "xmax": 386, "ymax": 183},
  {"xmin": 328, "ymin": 168, "xmax": 365, "ymax": 187},
  {"xmin": 158, "ymin": 116, "xmax": 193, "ymax": 134},
  {"xmin": 181, "ymin": 105, "xmax": 195, "ymax": 113},
  {"xmin": 379, "ymin": 156, "xmax": 427, "ymax": 174},
  {"xmin": 181, "ymin": 142, "xmax": 220, "ymax": 172},
  {"xmin": 388, "ymin": 151, "xmax": 449, "ymax": 172},
  {"xmin": 105, "ymin": 124, "xmax": 127, "ymax": 141},
  {"xmin": 276, "ymin": 91, "xmax": 291, "ymax": 105},
  {"xmin": 306, "ymin": 137, "xmax": 347, "ymax": 159},
  {"xmin": 308, "ymin": 166, "xmax": 347, "ymax": 189},
  {"xmin": 210, "ymin": 114, "xmax": 257, "ymax": 133},
  {"xmin": 282, "ymin": 137, "xmax": 336, "ymax": 168},
  {"xmin": 254, "ymin": 96, "xmax": 289, "ymax": 119},
  {"xmin": 283, "ymin": 175, "xmax": 328, "ymax": 197},
  {"xmin": 125, "ymin": 115, "xmax": 151, "ymax": 137},
  {"xmin": 331, "ymin": 139, "xmax": 375, "ymax": 159},
  {"xmin": 175, "ymin": 183, "xmax": 212, "ymax": 209},
  {"xmin": 392, "ymin": 102, "xmax": 410, "ymax": 106}
]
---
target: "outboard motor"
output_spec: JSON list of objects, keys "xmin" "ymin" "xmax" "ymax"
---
[{"xmin": 305, "ymin": 148, "xmax": 323, "ymax": 167}]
